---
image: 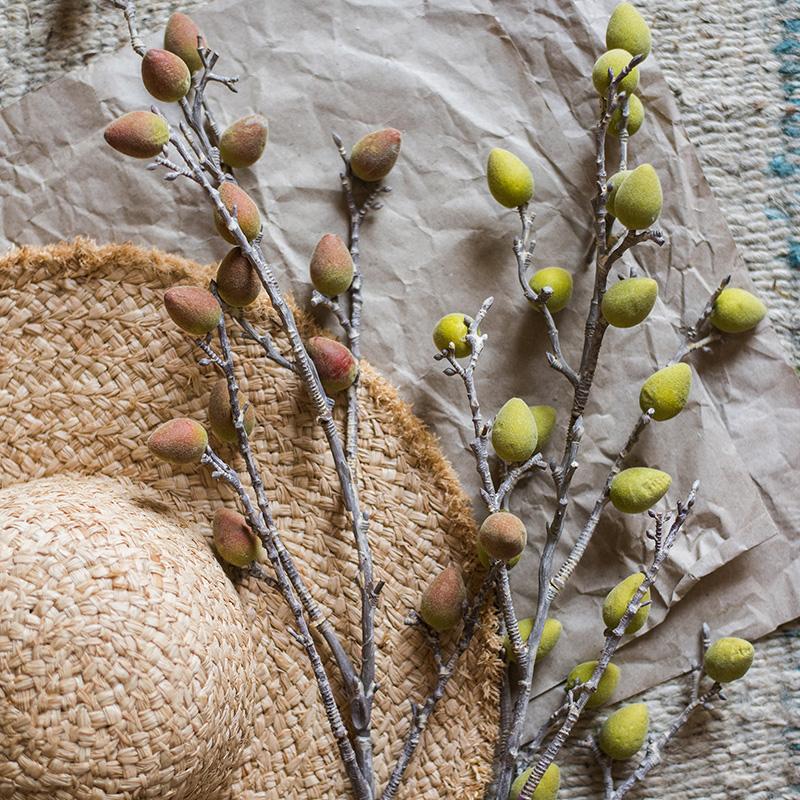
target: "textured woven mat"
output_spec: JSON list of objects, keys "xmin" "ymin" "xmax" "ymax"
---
[{"xmin": 1, "ymin": 1, "xmax": 798, "ymax": 797}]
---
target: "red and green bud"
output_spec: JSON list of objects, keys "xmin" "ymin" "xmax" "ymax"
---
[
  {"xmin": 216, "ymin": 247, "xmax": 261, "ymax": 307},
  {"xmin": 164, "ymin": 285, "xmax": 221, "ymax": 336},
  {"xmin": 219, "ymin": 114, "xmax": 269, "ymax": 169},
  {"xmin": 307, "ymin": 336, "xmax": 358, "ymax": 394},
  {"xmin": 163, "ymin": 12, "xmax": 205, "ymax": 73},
  {"xmin": 147, "ymin": 418, "xmax": 208, "ymax": 464},
  {"xmin": 141, "ymin": 48, "xmax": 191, "ymax": 103},
  {"xmin": 208, "ymin": 378, "xmax": 257, "ymax": 444},
  {"xmin": 213, "ymin": 507, "xmax": 260, "ymax": 567},
  {"xmin": 419, "ymin": 565, "xmax": 466, "ymax": 632},
  {"xmin": 214, "ymin": 182, "xmax": 262, "ymax": 243},
  {"xmin": 350, "ymin": 128, "xmax": 401, "ymax": 182},
  {"xmin": 309, "ymin": 233, "xmax": 354, "ymax": 297},
  {"xmin": 104, "ymin": 111, "xmax": 169, "ymax": 159}
]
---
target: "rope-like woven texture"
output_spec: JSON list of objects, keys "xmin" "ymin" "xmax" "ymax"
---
[{"xmin": 0, "ymin": 239, "xmax": 501, "ymax": 799}]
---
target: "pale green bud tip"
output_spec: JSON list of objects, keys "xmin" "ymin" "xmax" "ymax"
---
[
  {"xmin": 164, "ymin": 285, "xmax": 222, "ymax": 336},
  {"xmin": 529, "ymin": 405, "xmax": 557, "ymax": 451},
  {"xmin": 704, "ymin": 637, "xmax": 754, "ymax": 683},
  {"xmin": 601, "ymin": 276, "xmax": 658, "ymax": 328},
  {"xmin": 602, "ymin": 573, "xmax": 650, "ymax": 634},
  {"xmin": 419, "ymin": 565, "xmax": 466, "ymax": 632},
  {"xmin": 141, "ymin": 48, "xmax": 191, "ymax": 103},
  {"xmin": 477, "ymin": 541, "xmax": 521, "ymax": 569},
  {"xmin": 487, "ymin": 148, "xmax": 534, "ymax": 208},
  {"xmin": 606, "ymin": 169, "xmax": 632, "ymax": 217},
  {"xmin": 528, "ymin": 267, "xmax": 573, "ymax": 313},
  {"xmin": 208, "ymin": 378, "xmax": 256, "ymax": 444},
  {"xmin": 592, "ymin": 49, "xmax": 640, "ymax": 96},
  {"xmin": 104, "ymin": 111, "xmax": 169, "ymax": 159},
  {"xmin": 479, "ymin": 511, "xmax": 527, "ymax": 562},
  {"xmin": 609, "ymin": 467, "xmax": 671, "ymax": 514},
  {"xmin": 492, "ymin": 398, "xmax": 538, "ymax": 463},
  {"xmin": 219, "ymin": 114, "xmax": 269, "ymax": 169},
  {"xmin": 433, "ymin": 313, "xmax": 474, "ymax": 358},
  {"xmin": 599, "ymin": 703, "xmax": 650, "ymax": 760},
  {"xmin": 147, "ymin": 418, "xmax": 208, "ymax": 464},
  {"xmin": 310, "ymin": 233, "xmax": 355, "ymax": 297},
  {"xmin": 709, "ymin": 287, "xmax": 767, "ymax": 333},
  {"xmin": 612, "ymin": 163, "xmax": 663, "ymax": 231},
  {"xmin": 509, "ymin": 762, "xmax": 560, "ymax": 800},
  {"xmin": 606, "ymin": 3, "xmax": 652, "ymax": 59},
  {"xmin": 567, "ymin": 661, "xmax": 621, "ymax": 708},
  {"xmin": 639, "ymin": 362, "xmax": 692, "ymax": 421},
  {"xmin": 609, "ymin": 94, "xmax": 645, "ymax": 138},
  {"xmin": 350, "ymin": 128, "xmax": 402, "ymax": 181},
  {"xmin": 504, "ymin": 617, "xmax": 562, "ymax": 662},
  {"xmin": 212, "ymin": 508, "xmax": 260, "ymax": 567}
]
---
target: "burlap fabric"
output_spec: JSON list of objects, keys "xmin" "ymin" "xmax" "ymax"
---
[{"xmin": 0, "ymin": 239, "xmax": 501, "ymax": 799}]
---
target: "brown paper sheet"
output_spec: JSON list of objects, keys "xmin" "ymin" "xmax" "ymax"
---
[{"xmin": 1, "ymin": 0, "xmax": 798, "ymax": 729}]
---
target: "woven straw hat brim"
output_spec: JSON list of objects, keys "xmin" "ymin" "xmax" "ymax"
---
[{"xmin": 0, "ymin": 239, "xmax": 501, "ymax": 799}]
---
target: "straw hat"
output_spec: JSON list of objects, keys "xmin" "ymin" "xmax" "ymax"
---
[{"xmin": 0, "ymin": 239, "xmax": 500, "ymax": 799}]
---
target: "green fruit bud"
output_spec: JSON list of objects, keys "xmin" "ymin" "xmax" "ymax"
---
[
  {"xmin": 212, "ymin": 508, "xmax": 260, "ymax": 567},
  {"xmin": 709, "ymin": 287, "xmax": 767, "ymax": 333},
  {"xmin": 639, "ymin": 363, "xmax": 692, "ymax": 421},
  {"xmin": 492, "ymin": 398, "xmax": 538, "ymax": 463},
  {"xmin": 609, "ymin": 467, "xmax": 671, "ymax": 514},
  {"xmin": 477, "ymin": 541, "xmax": 521, "ymax": 569},
  {"xmin": 704, "ymin": 637, "xmax": 754, "ymax": 683},
  {"xmin": 219, "ymin": 114, "xmax": 269, "ymax": 169},
  {"xmin": 504, "ymin": 617, "xmax": 562, "ymax": 663},
  {"xmin": 529, "ymin": 405, "xmax": 556, "ymax": 451},
  {"xmin": 307, "ymin": 336, "xmax": 358, "ymax": 394},
  {"xmin": 208, "ymin": 378, "xmax": 256, "ymax": 444},
  {"xmin": 350, "ymin": 128, "xmax": 402, "ymax": 181},
  {"xmin": 612, "ymin": 163, "xmax": 663, "ymax": 230},
  {"xmin": 164, "ymin": 12, "xmax": 204, "ymax": 73},
  {"xmin": 601, "ymin": 276, "xmax": 658, "ymax": 328},
  {"xmin": 528, "ymin": 267, "xmax": 573, "ymax": 313},
  {"xmin": 164, "ymin": 285, "xmax": 222, "ymax": 336},
  {"xmin": 147, "ymin": 418, "xmax": 208, "ymax": 464},
  {"xmin": 599, "ymin": 703, "xmax": 649, "ymax": 760},
  {"xmin": 310, "ymin": 234, "xmax": 354, "ymax": 297},
  {"xmin": 609, "ymin": 94, "xmax": 645, "ymax": 137},
  {"xmin": 141, "ymin": 48, "xmax": 191, "ymax": 103},
  {"xmin": 592, "ymin": 49, "xmax": 640, "ymax": 96},
  {"xmin": 509, "ymin": 762, "xmax": 560, "ymax": 800},
  {"xmin": 478, "ymin": 512, "xmax": 527, "ymax": 562},
  {"xmin": 104, "ymin": 111, "xmax": 169, "ymax": 159},
  {"xmin": 216, "ymin": 247, "xmax": 261, "ymax": 308},
  {"xmin": 606, "ymin": 170, "xmax": 632, "ymax": 217},
  {"xmin": 606, "ymin": 3, "xmax": 652, "ymax": 60},
  {"xmin": 487, "ymin": 148, "xmax": 535, "ymax": 209},
  {"xmin": 566, "ymin": 661, "xmax": 621, "ymax": 709},
  {"xmin": 214, "ymin": 182, "xmax": 262, "ymax": 243},
  {"xmin": 419, "ymin": 565, "xmax": 466, "ymax": 632},
  {"xmin": 602, "ymin": 573, "xmax": 650, "ymax": 634},
  {"xmin": 433, "ymin": 313, "xmax": 474, "ymax": 358}
]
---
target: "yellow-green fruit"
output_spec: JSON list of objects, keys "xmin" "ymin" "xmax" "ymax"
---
[
  {"xmin": 350, "ymin": 128, "xmax": 402, "ymax": 181},
  {"xmin": 609, "ymin": 467, "xmax": 671, "ymax": 514},
  {"xmin": 214, "ymin": 182, "xmax": 262, "ymax": 243},
  {"xmin": 216, "ymin": 247, "xmax": 261, "ymax": 307},
  {"xmin": 504, "ymin": 617, "xmax": 562, "ymax": 662},
  {"xmin": 492, "ymin": 398, "xmax": 538, "ymax": 463},
  {"xmin": 709, "ymin": 287, "xmax": 767, "ymax": 333},
  {"xmin": 477, "ymin": 541, "xmax": 521, "ymax": 569},
  {"xmin": 609, "ymin": 94, "xmax": 645, "ymax": 137},
  {"xmin": 141, "ymin": 48, "xmax": 191, "ymax": 103},
  {"xmin": 487, "ymin": 148, "xmax": 535, "ymax": 209},
  {"xmin": 208, "ymin": 378, "xmax": 256, "ymax": 444},
  {"xmin": 164, "ymin": 11, "xmax": 204, "ymax": 73},
  {"xmin": 529, "ymin": 405, "xmax": 556, "ymax": 450},
  {"xmin": 479, "ymin": 512, "xmax": 527, "ymax": 562},
  {"xmin": 307, "ymin": 336, "xmax": 358, "ymax": 394},
  {"xmin": 606, "ymin": 170, "xmax": 632, "ymax": 217},
  {"xmin": 566, "ymin": 661, "xmax": 621, "ymax": 709},
  {"xmin": 599, "ymin": 703, "xmax": 650, "ymax": 760},
  {"xmin": 164, "ymin": 285, "xmax": 222, "ymax": 335},
  {"xmin": 104, "ymin": 111, "xmax": 169, "ymax": 159},
  {"xmin": 606, "ymin": 3, "xmax": 652, "ymax": 60},
  {"xmin": 592, "ymin": 49, "xmax": 640, "ymax": 96},
  {"xmin": 602, "ymin": 573, "xmax": 650, "ymax": 634},
  {"xmin": 419, "ymin": 565, "xmax": 466, "ymax": 632},
  {"xmin": 639, "ymin": 363, "xmax": 692, "ymax": 421},
  {"xmin": 601, "ymin": 277, "xmax": 658, "ymax": 328},
  {"xmin": 704, "ymin": 637, "xmax": 755, "ymax": 683},
  {"xmin": 613, "ymin": 163, "xmax": 663, "ymax": 230},
  {"xmin": 509, "ymin": 762, "xmax": 560, "ymax": 800},
  {"xmin": 219, "ymin": 114, "xmax": 269, "ymax": 168},
  {"xmin": 147, "ymin": 418, "xmax": 208, "ymax": 464},
  {"xmin": 310, "ymin": 233, "xmax": 354, "ymax": 297},
  {"xmin": 529, "ymin": 267, "xmax": 573, "ymax": 313},
  {"xmin": 433, "ymin": 313, "xmax": 474, "ymax": 358},
  {"xmin": 213, "ymin": 508, "xmax": 260, "ymax": 567}
]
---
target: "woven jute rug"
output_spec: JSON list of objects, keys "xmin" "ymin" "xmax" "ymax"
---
[{"xmin": 0, "ymin": 239, "xmax": 500, "ymax": 799}]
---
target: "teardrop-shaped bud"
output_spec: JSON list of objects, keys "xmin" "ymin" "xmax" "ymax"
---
[
  {"xmin": 432, "ymin": 313, "xmax": 474, "ymax": 358},
  {"xmin": 307, "ymin": 336, "xmax": 358, "ymax": 394},
  {"xmin": 214, "ymin": 182, "xmax": 262, "ymax": 243},
  {"xmin": 487, "ymin": 148, "xmax": 534, "ymax": 209},
  {"xmin": 566, "ymin": 661, "xmax": 621, "ymax": 709},
  {"xmin": 141, "ymin": 48, "xmax": 191, "ymax": 103},
  {"xmin": 599, "ymin": 703, "xmax": 650, "ymax": 760},
  {"xmin": 609, "ymin": 94, "xmax": 645, "ymax": 137},
  {"xmin": 350, "ymin": 128, "xmax": 402, "ymax": 181},
  {"xmin": 606, "ymin": 3, "xmax": 652, "ymax": 60},
  {"xmin": 592, "ymin": 49, "xmax": 640, "ymax": 96},
  {"xmin": 529, "ymin": 405, "xmax": 557, "ymax": 451},
  {"xmin": 216, "ymin": 247, "xmax": 261, "ymax": 307},
  {"xmin": 219, "ymin": 114, "xmax": 269, "ymax": 168},
  {"xmin": 478, "ymin": 512, "xmax": 527, "ymax": 562},
  {"xmin": 606, "ymin": 169, "xmax": 632, "ymax": 217},
  {"xmin": 164, "ymin": 285, "xmax": 221, "ymax": 336},
  {"xmin": 208, "ymin": 378, "xmax": 256, "ymax": 444},
  {"xmin": 213, "ymin": 507, "xmax": 260, "ymax": 567},
  {"xmin": 104, "ymin": 111, "xmax": 169, "ymax": 159},
  {"xmin": 601, "ymin": 276, "xmax": 658, "ymax": 328},
  {"xmin": 504, "ymin": 617, "xmax": 562, "ymax": 663},
  {"xmin": 609, "ymin": 467, "xmax": 671, "ymax": 514},
  {"xmin": 419, "ymin": 565, "xmax": 466, "ymax": 632},
  {"xmin": 613, "ymin": 163, "xmax": 663, "ymax": 230},
  {"xmin": 509, "ymin": 762, "xmax": 560, "ymax": 800},
  {"xmin": 147, "ymin": 418, "xmax": 208, "ymax": 464},
  {"xmin": 704, "ymin": 637, "xmax": 755, "ymax": 683},
  {"xmin": 639, "ymin": 363, "xmax": 692, "ymax": 421},
  {"xmin": 602, "ymin": 573, "xmax": 650, "ymax": 634},
  {"xmin": 492, "ymin": 398, "xmax": 538, "ymax": 463},
  {"xmin": 709, "ymin": 287, "xmax": 767, "ymax": 333},
  {"xmin": 310, "ymin": 234, "xmax": 354, "ymax": 297},
  {"xmin": 528, "ymin": 267, "xmax": 573, "ymax": 313},
  {"xmin": 163, "ymin": 11, "xmax": 204, "ymax": 73}
]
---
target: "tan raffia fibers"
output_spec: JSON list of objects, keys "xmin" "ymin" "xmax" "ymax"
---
[{"xmin": 0, "ymin": 239, "xmax": 501, "ymax": 799}]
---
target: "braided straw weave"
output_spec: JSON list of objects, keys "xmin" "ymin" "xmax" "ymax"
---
[{"xmin": 0, "ymin": 239, "xmax": 501, "ymax": 800}]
